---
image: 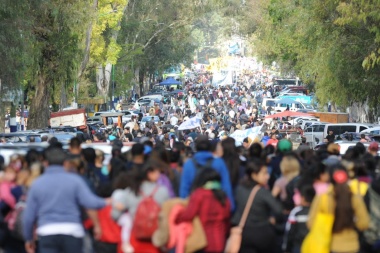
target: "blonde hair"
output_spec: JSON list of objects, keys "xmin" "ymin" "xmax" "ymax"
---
[{"xmin": 280, "ymin": 156, "xmax": 300, "ymax": 180}]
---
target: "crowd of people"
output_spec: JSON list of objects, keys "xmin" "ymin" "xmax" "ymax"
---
[
  {"xmin": 0, "ymin": 126, "xmax": 379, "ymax": 253},
  {"xmin": 0, "ymin": 74, "xmax": 379, "ymax": 253}
]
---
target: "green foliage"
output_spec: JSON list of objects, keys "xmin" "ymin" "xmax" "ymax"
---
[{"xmin": 251, "ymin": 0, "xmax": 380, "ymax": 111}]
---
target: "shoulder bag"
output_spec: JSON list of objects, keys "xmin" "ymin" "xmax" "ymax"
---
[{"xmin": 224, "ymin": 185, "xmax": 260, "ymax": 253}]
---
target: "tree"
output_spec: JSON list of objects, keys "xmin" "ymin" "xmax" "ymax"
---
[
  {"xmin": 27, "ymin": 0, "xmax": 92, "ymax": 129},
  {"xmin": 250, "ymin": 0, "xmax": 380, "ymax": 120}
]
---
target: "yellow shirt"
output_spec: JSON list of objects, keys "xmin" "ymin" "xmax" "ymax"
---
[
  {"xmin": 349, "ymin": 179, "xmax": 368, "ymax": 196},
  {"xmin": 307, "ymin": 187, "xmax": 370, "ymax": 253}
]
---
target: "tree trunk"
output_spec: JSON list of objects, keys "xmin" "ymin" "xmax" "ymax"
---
[
  {"xmin": 0, "ymin": 79, "xmax": 4, "ymax": 133},
  {"xmin": 28, "ymin": 75, "xmax": 50, "ymax": 129},
  {"xmin": 60, "ymin": 81, "xmax": 68, "ymax": 110},
  {"xmin": 77, "ymin": 0, "xmax": 98, "ymax": 94},
  {"xmin": 139, "ymin": 68, "xmax": 145, "ymax": 96}
]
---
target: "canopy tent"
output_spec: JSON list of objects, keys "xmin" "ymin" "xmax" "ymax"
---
[
  {"xmin": 178, "ymin": 117, "xmax": 201, "ymax": 130},
  {"xmin": 276, "ymin": 98, "xmax": 297, "ymax": 104},
  {"xmin": 265, "ymin": 111, "xmax": 312, "ymax": 119},
  {"xmin": 159, "ymin": 77, "xmax": 181, "ymax": 86}
]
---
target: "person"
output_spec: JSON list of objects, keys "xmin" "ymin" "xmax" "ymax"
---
[
  {"xmin": 297, "ymin": 137, "xmax": 310, "ymax": 152},
  {"xmin": 222, "ymin": 137, "xmax": 245, "ymax": 191},
  {"xmin": 267, "ymin": 133, "xmax": 278, "ymax": 147},
  {"xmin": 116, "ymin": 101, "xmax": 122, "ymax": 111},
  {"xmin": 179, "ymin": 136, "xmax": 235, "ymax": 210},
  {"xmin": 111, "ymin": 160, "xmax": 170, "ymax": 253},
  {"xmin": 232, "ymin": 160, "xmax": 283, "ymax": 253},
  {"xmin": 325, "ymin": 130, "xmax": 335, "ymax": 143},
  {"xmin": 125, "ymin": 143, "xmax": 146, "ymax": 172},
  {"xmin": 367, "ymin": 142, "xmax": 378, "ymax": 156},
  {"xmin": 261, "ymin": 132, "xmax": 270, "ymax": 146},
  {"xmin": 175, "ymin": 169, "xmax": 231, "ymax": 253},
  {"xmin": 22, "ymin": 147, "xmax": 109, "ymax": 253},
  {"xmin": 123, "ymin": 126, "xmax": 134, "ymax": 142},
  {"xmin": 283, "ymin": 185, "xmax": 316, "ymax": 253},
  {"xmin": 242, "ymin": 137, "xmax": 251, "ymax": 150},
  {"xmin": 360, "ymin": 134, "xmax": 368, "ymax": 143},
  {"xmin": 307, "ymin": 165, "xmax": 370, "ymax": 253},
  {"xmin": 69, "ymin": 137, "xmax": 82, "ymax": 157},
  {"xmin": 272, "ymin": 155, "xmax": 300, "ymax": 204}
]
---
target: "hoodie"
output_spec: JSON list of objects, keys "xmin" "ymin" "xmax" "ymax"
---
[
  {"xmin": 261, "ymin": 136, "xmax": 270, "ymax": 146},
  {"xmin": 179, "ymin": 151, "xmax": 235, "ymax": 211}
]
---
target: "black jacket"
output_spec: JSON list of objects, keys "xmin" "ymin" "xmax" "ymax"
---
[
  {"xmin": 232, "ymin": 181, "xmax": 283, "ymax": 227},
  {"xmin": 282, "ymin": 206, "xmax": 310, "ymax": 252}
]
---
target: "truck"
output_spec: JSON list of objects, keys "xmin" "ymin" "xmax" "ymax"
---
[
  {"xmin": 308, "ymin": 112, "xmax": 349, "ymax": 124},
  {"xmin": 49, "ymin": 109, "xmax": 87, "ymax": 129}
]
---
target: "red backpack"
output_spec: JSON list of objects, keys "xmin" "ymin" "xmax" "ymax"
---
[{"xmin": 133, "ymin": 186, "xmax": 161, "ymax": 240}]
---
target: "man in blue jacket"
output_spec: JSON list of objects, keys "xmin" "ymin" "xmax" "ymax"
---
[
  {"xmin": 23, "ymin": 147, "xmax": 109, "ymax": 253},
  {"xmin": 179, "ymin": 135, "xmax": 235, "ymax": 210}
]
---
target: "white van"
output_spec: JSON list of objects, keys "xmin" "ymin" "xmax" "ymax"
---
[
  {"xmin": 304, "ymin": 123, "xmax": 327, "ymax": 146},
  {"xmin": 301, "ymin": 120, "xmax": 323, "ymax": 130},
  {"xmin": 323, "ymin": 123, "xmax": 376, "ymax": 139},
  {"xmin": 261, "ymin": 98, "xmax": 278, "ymax": 112}
]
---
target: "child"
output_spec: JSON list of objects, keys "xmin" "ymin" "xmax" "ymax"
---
[{"xmin": 283, "ymin": 185, "xmax": 316, "ymax": 253}]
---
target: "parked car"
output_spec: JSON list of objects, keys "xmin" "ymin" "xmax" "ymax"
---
[
  {"xmin": 121, "ymin": 110, "xmax": 140, "ymax": 123},
  {"xmin": 360, "ymin": 126, "xmax": 380, "ymax": 135}
]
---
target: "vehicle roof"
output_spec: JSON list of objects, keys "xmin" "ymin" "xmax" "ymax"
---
[
  {"xmin": 99, "ymin": 112, "xmax": 124, "ymax": 117},
  {"xmin": 325, "ymin": 123, "xmax": 376, "ymax": 126}
]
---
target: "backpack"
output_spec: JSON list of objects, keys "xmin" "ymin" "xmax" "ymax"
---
[
  {"xmin": 6, "ymin": 197, "xmax": 26, "ymax": 241},
  {"xmin": 133, "ymin": 186, "xmax": 161, "ymax": 240},
  {"xmin": 191, "ymin": 157, "xmax": 214, "ymax": 190},
  {"xmin": 364, "ymin": 187, "xmax": 380, "ymax": 246}
]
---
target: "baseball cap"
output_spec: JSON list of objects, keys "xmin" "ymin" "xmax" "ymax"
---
[
  {"xmin": 277, "ymin": 139, "xmax": 293, "ymax": 152},
  {"xmin": 369, "ymin": 142, "xmax": 379, "ymax": 151}
]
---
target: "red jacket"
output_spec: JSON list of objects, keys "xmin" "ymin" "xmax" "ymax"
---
[{"xmin": 176, "ymin": 188, "xmax": 231, "ymax": 252}]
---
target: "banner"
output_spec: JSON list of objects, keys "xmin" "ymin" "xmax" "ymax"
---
[
  {"xmin": 178, "ymin": 117, "xmax": 201, "ymax": 130},
  {"xmin": 229, "ymin": 125, "xmax": 263, "ymax": 146}
]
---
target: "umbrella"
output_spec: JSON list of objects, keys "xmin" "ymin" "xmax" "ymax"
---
[
  {"xmin": 178, "ymin": 117, "xmax": 201, "ymax": 130},
  {"xmin": 159, "ymin": 77, "xmax": 181, "ymax": 86},
  {"xmin": 265, "ymin": 111, "xmax": 312, "ymax": 119}
]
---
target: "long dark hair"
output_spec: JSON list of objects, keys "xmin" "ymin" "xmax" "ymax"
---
[
  {"xmin": 241, "ymin": 159, "xmax": 265, "ymax": 187},
  {"xmin": 329, "ymin": 166, "xmax": 354, "ymax": 233},
  {"xmin": 129, "ymin": 160, "xmax": 159, "ymax": 196},
  {"xmin": 193, "ymin": 169, "xmax": 227, "ymax": 206},
  {"xmin": 222, "ymin": 137, "xmax": 241, "ymax": 187}
]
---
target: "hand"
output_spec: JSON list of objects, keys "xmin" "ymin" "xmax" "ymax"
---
[
  {"xmin": 105, "ymin": 198, "xmax": 112, "ymax": 206},
  {"xmin": 25, "ymin": 241, "xmax": 35, "ymax": 253},
  {"xmin": 93, "ymin": 224, "xmax": 102, "ymax": 240},
  {"xmin": 269, "ymin": 217, "xmax": 276, "ymax": 225}
]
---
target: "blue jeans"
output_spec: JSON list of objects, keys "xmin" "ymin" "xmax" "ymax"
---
[{"xmin": 38, "ymin": 235, "xmax": 83, "ymax": 253}]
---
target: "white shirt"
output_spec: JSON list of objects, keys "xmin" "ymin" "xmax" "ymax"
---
[
  {"xmin": 170, "ymin": 116, "xmax": 178, "ymax": 126},
  {"xmin": 229, "ymin": 110, "xmax": 236, "ymax": 119},
  {"xmin": 37, "ymin": 223, "xmax": 85, "ymax": 238}
]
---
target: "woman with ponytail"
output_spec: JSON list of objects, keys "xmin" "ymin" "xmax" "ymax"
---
[{"xmin": 307, "ymin": 165, "xmax": 370, "ymax": 253}]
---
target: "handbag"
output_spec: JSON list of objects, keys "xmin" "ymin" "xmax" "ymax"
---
[
  {"xmin": 301, "ymin": 193, "xmax": 334, "ymax": 253},
  {"xmin": 224, "ymin": 185, "xmax": 260, "ymax": 253}
]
